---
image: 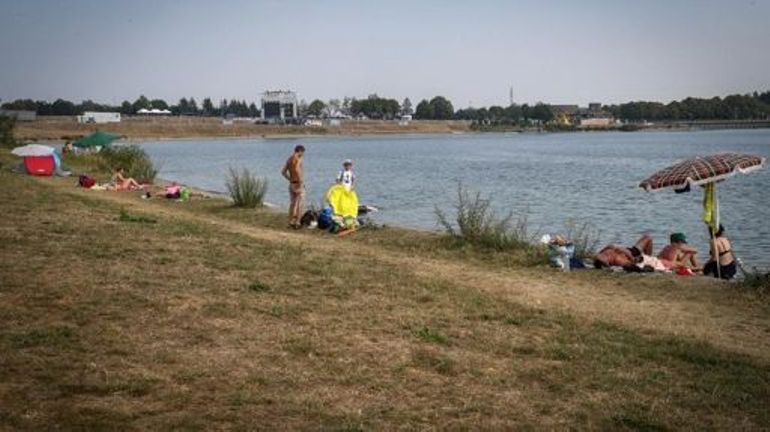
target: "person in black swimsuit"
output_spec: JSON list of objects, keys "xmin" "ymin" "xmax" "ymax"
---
[{"xmin": 703, "ymin": 224, "xmax": 737, "ymax": 280}]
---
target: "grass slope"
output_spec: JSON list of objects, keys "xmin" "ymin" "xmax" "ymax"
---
[{"xmin": 0, "ymin": 169, "xmax": 769, "ymax": 430}]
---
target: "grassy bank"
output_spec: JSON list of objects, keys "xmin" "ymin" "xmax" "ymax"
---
[
  {"xmin": 14, "ymin": 117, "xmax": 471, "ymax": 141},
  {"xmin": 1, "ymin": 152, "xmax": 770, "ymax": 429}
]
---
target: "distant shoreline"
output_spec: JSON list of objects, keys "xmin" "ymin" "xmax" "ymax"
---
[{"xmin": 14, "ymin": 116, "xmax": 770, "ymax": 143}]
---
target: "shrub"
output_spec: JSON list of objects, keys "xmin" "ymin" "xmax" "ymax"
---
[
  {"xmin": 0, "ymin": 115, "xmax": 17, "ymax": 147},
  {"xmin": 435, "ymin": 183, "xmax": 532, "ymax": 251},
  {"xmin": 741, "ymin": 266, "xmax": 769, "ymax": 294},
  {"xmin": 564, "ymin": 219, "xmax": 601, "ymax": 259},
  {"xmin": 99, "ymin": 144, "xmax": 158, "ymax": 182},
  {"xmin": 226, "ymin": 167, "xmax": 268, "ymax": 208}
]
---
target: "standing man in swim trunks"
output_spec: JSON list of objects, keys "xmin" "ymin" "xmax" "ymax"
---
[{"xmin": 281, "ymin": 145, "xmax": 306, "ymax": 229}]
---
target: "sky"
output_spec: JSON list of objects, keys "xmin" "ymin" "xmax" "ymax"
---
[{"xmin": 0, "ymin": 0, "xmax": 768, "ymax": 108}]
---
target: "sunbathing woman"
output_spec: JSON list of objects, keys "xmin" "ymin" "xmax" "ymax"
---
[
  {"xmin": 594, "ymin": 234, "xmax": 653, "ymax": 268},
  {"xmin": 703, "ymin": 225, "xmax": 737, "ymax": 280},
  {"xmin": 110, "ymin": 167, "xmax": 143, "ymax": 191}
]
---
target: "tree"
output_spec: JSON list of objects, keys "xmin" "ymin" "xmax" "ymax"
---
[
  {"xmin": 341, "ymin": 97, "xmax": 353, "ymax": 115},
  {"xmin": 504, "ymin": 104, "xmax": 522, "ymax": 122},
  {"xmin": 51, "ymin": 99, "xmax": 77, "ymax": 116},
  {"xmin": 132, "ymin": 95, "xmax": 151, "ymax": 113},
  {"xmin": 188, "ymin": 98, "xmax": 199, "ymax": 115},
  {"xmin": 202, "ymin": 98, "xmax": 214, "ymax": 116},
  {"xmin": 327, "ymin": 99, "xmax": 341, "ymax": 116},
  {"xmin": 414, "ymin": 99, "xmax": 434, "ymax": 119},
  {"xmin": 118, "ymin": 101, "xmax": 133, "ymax": 114},
  {"xmin": 248, "ymin": 102, "xmax": 259, "ymax": 118},
  {"xmin": 529, "ymin": 103, "xmax": 553, "ymax": 122},
  {"xmin": 177, "ymin": 98, "xmax": 190, "ymax": 115},
  {"xmin": 401, "ymin": 98, "xmax": 413, "ymax": 116},
  {"xmin": 1, "ymin": 99, "xmax": 38, "ymax": 111},
  {"xmin": 307, "ymin": 99, "xmax": 326, "ymax": 117},
  {"xmin": 488, "ymin": 105, "xmax": 505, "ymax": 121},
  {"xmin": 150, "ymin": 99, "xmax": 169, "ymax": 110},
  {"xmin": 429, "ymin": 96, "xmax": 454, "ymax": 120},
  {"xmin": 0, "ymin": 114, "xmax": 17, "ymax": 147}
]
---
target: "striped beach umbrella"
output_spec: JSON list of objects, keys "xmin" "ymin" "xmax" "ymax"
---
[
  {"xmin": 638, "ymin": 153, "xmax": 765, "ymax": 192},
  {"xmin": 639, "ymin": 153, "xmax": 765, "ymax": 278}
]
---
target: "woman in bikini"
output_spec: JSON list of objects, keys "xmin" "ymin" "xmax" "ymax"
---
[{"xmin": 703, "ymin": 225, "xmax": 737, "ymax": 280}]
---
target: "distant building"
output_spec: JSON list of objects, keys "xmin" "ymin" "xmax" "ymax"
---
[
  {"xmin": 261, "ymin": 90, "xmax": 298, "ymax": 121},
  {"xmin": 136, "ymin": 108, "xmax": 171, "ymax": 115},
  {"xmin": 77, "ymin": 112, "xmax": 121, "ymax": 124},
  {"xmin": 579, "ymin": 117, "xmax": 614, "ymax": 128},
  {"xmin": 0, "ymin": 109, "xmax": 36, "ymax": 121},
  {"xmin": 588, "ymin": 103, "xmax": 602, "ymax": 113}
]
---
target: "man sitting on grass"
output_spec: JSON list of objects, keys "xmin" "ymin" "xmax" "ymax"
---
[{"xmin": 658, "ymin": 232, "xmax": 700, "ymax": 272}]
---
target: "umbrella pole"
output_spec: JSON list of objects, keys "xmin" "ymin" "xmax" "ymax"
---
[{"xmin": 714, "ymin": 183, "xmax": 721, "ymax": 279}]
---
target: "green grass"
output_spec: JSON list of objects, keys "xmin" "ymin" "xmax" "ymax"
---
[
  {"xmin": 248, "ymin": 280, "xmax": 271, "ymax": 293},
  {"xmin": 118, "ymin": 207, "xmax": 157, "ymax": 223},
  {"xmin": 413, "ymin": 326, "xmax": 450, "ymax": 345}
]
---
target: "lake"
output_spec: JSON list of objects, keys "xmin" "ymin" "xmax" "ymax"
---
[{"xmin": 141, "ymin": 129, "xmax": 770, "ymax": 269}]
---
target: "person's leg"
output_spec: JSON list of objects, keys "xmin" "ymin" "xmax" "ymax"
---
[
  {"xmin": 288, "ymin": 185, "xmax": 298, "ymax": 225},
  {"xmin": 293, "ymin": 188, "xmax": 305, "ymax": 225},
  {"xmin": 686, "ymin": 251, "xmax": 699, "ymax": 270},
  {"xmin": 636, "ymin": 235, "xmax": 653, "ymax": 256}
]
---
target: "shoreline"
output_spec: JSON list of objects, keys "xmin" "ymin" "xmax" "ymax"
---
[
  {"xmin": 14, "ymin": 116, "xmax": 770, "ymax": 143},
  {"xmin": 26, "ymin": 125, "xmax": 770, "ymax": 145}
]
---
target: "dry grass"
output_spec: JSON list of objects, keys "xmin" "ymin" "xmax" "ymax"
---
[
  {"xmin": 1, "ymin": 160, "xmax": 769, "ymax": 430},
  {"xmin": 14, "ymin": 116, "xmax": 470, "ymax": 141}
]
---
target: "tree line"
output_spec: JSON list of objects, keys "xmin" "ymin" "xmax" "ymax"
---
[
  {"xmin": 0, "ymin": 95, "xmax": 260, "ymax": 118},
  {"xmin": 2, "ymin": 91, "xmax": 769, "ymax": 122},
  {"xmin": 604, "ymin": 92, "xmax": 770, "ymax": 122}
]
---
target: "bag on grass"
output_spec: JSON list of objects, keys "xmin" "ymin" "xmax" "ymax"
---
[{"xmin": 78, "ymin": 175, "xmax": 96, "ymax": 188}]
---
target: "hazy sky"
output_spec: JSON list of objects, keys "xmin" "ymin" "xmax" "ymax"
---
[{"xmin": 1, "ymin": 0, "xmax": 768, "ymax": 107}]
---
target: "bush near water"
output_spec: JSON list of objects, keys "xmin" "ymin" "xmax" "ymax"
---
[
  {"xmin": 98, "ymin": 144, "xmax": 158, "ymax": 182},
  {"xmin": 226, "ymin": 167, "xmax": 268, "ymax": 208},
  {"xmin": 436, "ymin": 183, "xmax": 534, "ymax": 252}
]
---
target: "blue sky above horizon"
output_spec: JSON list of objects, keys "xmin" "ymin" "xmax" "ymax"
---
[{"xmin": 1, "ymin": 0, "xmax": 768, "ymax": 108}]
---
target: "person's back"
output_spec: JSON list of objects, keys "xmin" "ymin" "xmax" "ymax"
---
[
  {"xmin": 657, "ymin": 244, "xmax": 678, "ymax": 261},
  {"xmin": 284, "ymin": 153, "xmax": 303, "ymax": 184},
  {"xmin": 595, "ymin": 245, "xmax": 634, "ymax": 268},
  {"xmin": 658, "ymin": 232, "xmax": 699, "ymax": 270},
  {"xmin": 714, "ymin": 236, "xmax": 734, "ymax": 266}
]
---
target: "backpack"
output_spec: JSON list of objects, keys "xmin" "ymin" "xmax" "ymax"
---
[
  {"xmin": 300, "ymin": 210, "xmax": 318, "ymax": 227},
  {"xmin": 78, "ymin": 175, "xmax": 96, "ymax": 188},
  {"xmin": 317, "ymin": 207, "xmax": 333, "ymax": 230}
]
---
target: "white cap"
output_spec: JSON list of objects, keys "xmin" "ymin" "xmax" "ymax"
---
[{"xmin": 343, "ymin": 159, "xmax": 353, "ymax": 165}]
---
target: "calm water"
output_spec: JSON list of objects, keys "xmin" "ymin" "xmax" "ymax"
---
[{"xmin": 141, "ymin": 129, "xmax": 770, "ymax": 269}]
